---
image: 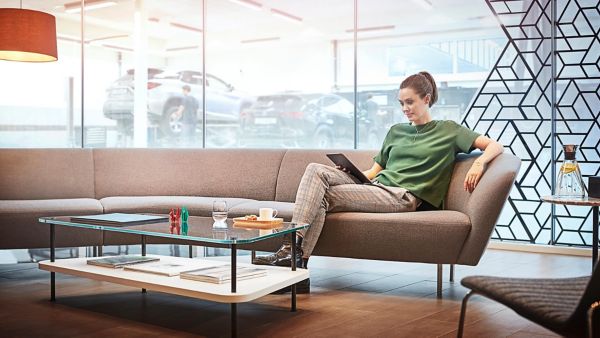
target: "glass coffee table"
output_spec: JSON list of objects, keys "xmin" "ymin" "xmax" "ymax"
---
[{"xmin": 38, "ymin": 215, "xmax": 309, "ymax": 338}]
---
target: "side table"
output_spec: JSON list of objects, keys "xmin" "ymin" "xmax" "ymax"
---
[{"xmin": 541, "ymin": 195, "xmax": 600, "ymax": 269}]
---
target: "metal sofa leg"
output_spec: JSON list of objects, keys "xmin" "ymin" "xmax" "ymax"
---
[
  {"xmin": 437, "ymin": 264, "xmax": 443, "ymax": 298},
  {"xmin": 588, "ymin": 301, "xmax": 600, "ymax": 338},
  {"xmin": 457, "ymin": 290, "xmax": 475, "ymax": 338},
  {"xmin": 450, "ymin": 264, "xmax": 455, "ymax": 282}
]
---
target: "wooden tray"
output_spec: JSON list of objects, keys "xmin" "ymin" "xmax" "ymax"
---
[{"xmin": 232, "ymin": 217, "xmax": 284, "ymax": 229}]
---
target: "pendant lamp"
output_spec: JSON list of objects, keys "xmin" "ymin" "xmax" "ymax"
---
[{"xmin": 0, "ymin": 7, "xmax": 58, "ymax": 62}]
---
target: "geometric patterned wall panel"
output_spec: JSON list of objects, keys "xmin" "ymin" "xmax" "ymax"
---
[
  {"xmin": 463, "ymin": 0, "xmax": 599, "ymax": 246},
  {"xmin": 554, "ymin": 0, "xmax": 600, "ymax": 246}
]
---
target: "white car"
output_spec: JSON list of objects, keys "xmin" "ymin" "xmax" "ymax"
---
[{"xmin": 103, "ymin": 69, "xmax": 253, "ymax": 145}]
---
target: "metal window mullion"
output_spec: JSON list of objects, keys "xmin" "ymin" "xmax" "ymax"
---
[
  {"xmin": 353, "ymin": 0, "xmax": 358, "ymax": 150},
  {"xmin": 550, "ymin": 0, "xmax": 557, "ymax": 245},
  {"xmin": 81, "ymin": 0, "xmax": 85, "ymax": 148},
  {"xmin": 202, "ymin": 0, "xmax": 207, "ymax": 148}
]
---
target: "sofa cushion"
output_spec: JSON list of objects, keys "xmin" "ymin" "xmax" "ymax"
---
[
  {"xmin": 312, "ymin": 210, "xmax": 471, "ymax": 264},
  {"xmin": 93, "ymin": 149, "xmax": 286, "ymax": 201},
  {"xmin": 229, "ymin": 201, "xmax": 295, "ymax": 221},
  {"xmin": 0, "ymin": 199, "xmax": 103, "ymax": 249},
  {"xmin": 0, "ymin": 149, "xmax": 95, "ymax": 200},
  {"xmin": 275, "ymin": 149, "xmax": 376, "ymax": 202},
  {"xmin": 100, "ymin": 196, "xmax": 254, "ymax": 216}
]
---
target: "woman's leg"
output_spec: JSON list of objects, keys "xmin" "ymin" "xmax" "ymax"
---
[
  {"xmin": 292, "ymin": 163, "xmax": 358, "ymax": 227},
  {"xmin": 253, "ymin": 163, "xmax": 355, "ymax": 267},
  {"xmin": 296, "ymin": 174, "xmax": 419, "ymax": 259}
]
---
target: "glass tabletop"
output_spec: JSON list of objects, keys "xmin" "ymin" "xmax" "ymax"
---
[
  {"xmin": 39, "ymin": 215, "xmax": 309, "ymax": 245},
  {"xmin": 540, "ymin": 195, "xmax": 600, "ymax": 206}
]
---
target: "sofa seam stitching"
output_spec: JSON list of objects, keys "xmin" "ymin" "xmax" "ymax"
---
[{"xmin": 273, "ymin": 150, "xmax": 287, "ymax": 202}]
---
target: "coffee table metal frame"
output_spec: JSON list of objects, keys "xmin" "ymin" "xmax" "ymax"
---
[{"xmin": 39, "ymin": 216, "xmax": 309, "ymax": 337}]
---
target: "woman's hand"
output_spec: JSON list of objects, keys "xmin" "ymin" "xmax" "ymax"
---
[
  {"xmin": 335, "ymin": 165, "xmax": 350, "ymax": 173},
  {"xmin": 464, "ymin": 161, "xmax": 484, "ymax": 192},
  {"xmin": 363, "ymin": 162, "xmax": 383, "ymax": 180},
  {"xmin": 464, "ymin": 136, "xmax": 504, "ymax": 192}
]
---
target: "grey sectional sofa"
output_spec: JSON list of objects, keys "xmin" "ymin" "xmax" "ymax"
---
[{"xmin": 0, "ymin": 148, "xmax": 520, "ymax": 295}]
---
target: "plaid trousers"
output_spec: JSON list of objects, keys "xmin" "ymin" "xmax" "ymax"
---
[{"xmin": 292, "ymin": 163, "xmax": 420, "ymax": 258}]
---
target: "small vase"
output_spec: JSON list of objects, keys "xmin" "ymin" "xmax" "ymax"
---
[{"xmin": 555, "ymin": 144, "xmax": 586, "ymax": 198}]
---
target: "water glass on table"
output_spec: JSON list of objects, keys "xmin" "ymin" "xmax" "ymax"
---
[{"xmin": 212, "ymin": 200, "xmax": 228, "ymax": 228}]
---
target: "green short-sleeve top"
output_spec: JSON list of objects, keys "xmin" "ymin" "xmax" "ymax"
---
[{"xmin": 373, "ymin": 120, "xmax": 480, "ymax": 208}]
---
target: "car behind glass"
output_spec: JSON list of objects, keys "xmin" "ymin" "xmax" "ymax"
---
[{"xmin": 239, "ymin": 93, "xmax": 355, "ymax": 148}]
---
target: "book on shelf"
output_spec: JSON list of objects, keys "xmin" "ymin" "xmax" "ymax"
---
[
  {"xmin": 70, "ymin": 213, "xmax": 169, "ymax": 226},
  {"xmin": 87, "ymin": 255, "xmax": 160, "ymax": 268},
  {"xmin": 123, "ymin": 262, "xmax": 203, "ymax": 277},
  {"xmin": 180, "ymin": 265, "xmax": 267, "ymax": 284}
]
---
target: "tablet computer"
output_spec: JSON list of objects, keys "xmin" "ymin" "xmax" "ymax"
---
[{"xmin": 326, "ymin": 153, "xmax": 372, "ymax": 184}]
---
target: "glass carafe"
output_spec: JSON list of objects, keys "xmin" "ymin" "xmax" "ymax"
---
[{"xmin": 555, "ymin": 144, "xmax": 586, "ymax": 198}]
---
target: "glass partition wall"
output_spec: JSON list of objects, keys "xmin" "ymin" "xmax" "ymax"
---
[
  {"xmin": 1, "ymin": 0, "xmax": 598, "ymax": 249},
  {"xmin": 0, "ymin": 0, "xmax": 503, "ymax": 149}
]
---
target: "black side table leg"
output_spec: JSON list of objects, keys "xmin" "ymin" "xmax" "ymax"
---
[
  {"xmin": 188, "ymin": 245, "xmax": 193, "ymax": 258},
  {"xmin": 50, "ymin": 223, "xmax": 55, "ymax": 302},
  {"xmin": 142, "ymin": 235, "xmax": 147, "ymax": 294},
  {"xmin": 593, "ymin": 206, "xmax": 598, "ymax": 269}
]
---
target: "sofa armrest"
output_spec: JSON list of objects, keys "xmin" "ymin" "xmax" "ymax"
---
[{"xmin": 455, "ymin": 153, "xmax": 521, "ymax": 265}]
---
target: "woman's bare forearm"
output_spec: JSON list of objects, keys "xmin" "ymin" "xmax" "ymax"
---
[
  {"xmin": 363, "ymin": 162, "xmax": 383, "ymax": 180},
  {"xmin": 474, "ymin": 139, "xmax": 504, "ymax": 165}
]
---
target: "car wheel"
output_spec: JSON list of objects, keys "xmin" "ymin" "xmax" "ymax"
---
[
  {"xmin": 314, "ymin": 126, "xmax": 334, "ymax": 149},
  {"xmin": 160, "ymin": 105, "xmax": 182, "ymax": 138}
]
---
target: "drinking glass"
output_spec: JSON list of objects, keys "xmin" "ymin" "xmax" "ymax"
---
[{"xmin": 212, "ymin": 200, "xmax": 228, "ymax": 228}]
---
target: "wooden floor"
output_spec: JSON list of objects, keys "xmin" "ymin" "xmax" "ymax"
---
[{"xmin": 0, "ymin": 248, "xmax": 592, "ymax": 337}]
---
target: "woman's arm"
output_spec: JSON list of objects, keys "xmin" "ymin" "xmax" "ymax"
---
[
  {"xmin": 464, "ymin": 135, "xmax": 504, "ymax": 192},
  {"xmin": 363, "ymin": 162, "xmax": 383, "ymax": 180}
]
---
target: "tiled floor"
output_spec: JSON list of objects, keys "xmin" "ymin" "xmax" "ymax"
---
[{"xmin": 0, "ymin": 247, "xmax": 593, "ymax": 337}]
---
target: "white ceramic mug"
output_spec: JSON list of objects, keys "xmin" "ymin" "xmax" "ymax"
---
[{"xmin": 259, "ymin": 207, "xmax": 278, "ymax": 220}]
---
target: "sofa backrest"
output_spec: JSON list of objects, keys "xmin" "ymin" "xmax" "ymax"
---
[
  {"xmin": 0, "ymin": 149, "xmax": 95, "ymax": 200},
  {"xmin": 445, "ymin": 153, "xmax": 479, "ymax": 212},
  {"xmin": 275, "ymin": 149, "xmax": 377, "ymax": 202},
  {"xmin": 93, "ymin": 148, "xmax": 286, "ymax": 200}
]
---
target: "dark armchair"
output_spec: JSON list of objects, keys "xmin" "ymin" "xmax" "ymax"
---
[{"xmin": 457, "ymin": 264, "xmax": 600, "ymax": 337}]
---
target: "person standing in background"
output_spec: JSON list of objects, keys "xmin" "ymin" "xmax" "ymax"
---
[{"xmin": 172, "ymin": 85, "xmax": 199, "ymax": 147}]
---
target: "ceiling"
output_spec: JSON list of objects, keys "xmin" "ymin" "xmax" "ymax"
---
[{"xmin": 5, "ymin": 0, "xmax": 506, "ymax": 54}]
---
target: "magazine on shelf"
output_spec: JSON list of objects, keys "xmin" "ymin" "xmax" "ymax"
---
[
  {"xmin": 123, "ymin": 262, "xmax": 203, "ymax": 277},
  {"xmin": 87, "ymin": 255, "xmax": 160, "ymax": 268},
  {"xmin": 180, "ymin": 265, "xmax": 267, "ymax": 284},
  {"xmin": 70, "ymin": 213, "xmax": 169, "ymax": 226}
]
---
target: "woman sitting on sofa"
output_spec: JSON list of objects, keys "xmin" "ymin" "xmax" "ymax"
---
[{"xmin": 253, "ymin": 71, "xmax": 505, "ymax": 293}]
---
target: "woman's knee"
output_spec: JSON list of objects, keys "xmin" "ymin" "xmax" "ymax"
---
[{"xmin": 305, "ymin": 162, "xmax": 330, "ymax": 175}]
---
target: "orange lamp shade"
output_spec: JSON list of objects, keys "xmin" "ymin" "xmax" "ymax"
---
[{"xmin": 0, "ymin": 8, "xmax": 58, "ymax": 62}]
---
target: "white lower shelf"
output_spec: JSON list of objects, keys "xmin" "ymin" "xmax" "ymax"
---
[{"xmin": 39, "ymin": 254, "xmax": 309, "ymax": 303}]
